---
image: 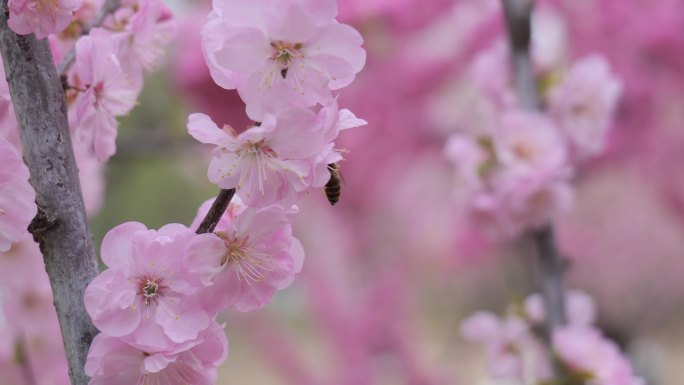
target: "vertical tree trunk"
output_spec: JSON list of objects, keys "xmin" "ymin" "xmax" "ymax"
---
[{"xmin": 0, "ymin": 3, "xmax": 100, "ymax": 385}]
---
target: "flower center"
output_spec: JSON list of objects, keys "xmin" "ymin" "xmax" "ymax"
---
[
  {"xmin": 233, "ymin": 140, "xmax": 278, "ymax": 195},
  {"xmin": 270, "ymin": 41, "xmax": 304, "ymax": 79},
  {"xmin": 137, "ymin": 276, "xmax": 166, "ymax": 305},
  {"xmin": 513, "ymin": 142, "xmax": 536, "ymax": 162},
  {"xmin": 216, "ymin": 232, "xmax": 274, "ymax": 285},
  {"xmin": 37, "ymin": 0, "xmax": 59, "ymax": 12}
]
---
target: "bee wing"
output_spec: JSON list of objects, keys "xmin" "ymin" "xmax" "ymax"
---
[{"xmin": 339, "ymin": 169, "xmax": 347, "ymax": 188}]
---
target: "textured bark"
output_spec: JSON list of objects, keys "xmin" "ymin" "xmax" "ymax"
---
[
  {"xmin": 0, "ymin": 3, "xmax": 100, "ymax": 385},
  {"xmin": 501, "ymin": 0, "xmax": 567, "ymax": 343},
  {"xmin": 196, "ymin": 188, "xmax": 236, "ymax": 234}
]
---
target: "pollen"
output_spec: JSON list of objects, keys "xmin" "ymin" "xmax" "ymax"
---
[
  {"xmin": 137, "ymin": 276, "xmax": 168, "ymax": 306},
  {"xmin": 216, "ymin": 232, "xmax": 275, "ymax": 286}
]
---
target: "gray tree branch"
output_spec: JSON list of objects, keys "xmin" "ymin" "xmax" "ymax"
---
[
  {"xmin": 0, "ymin": 3, "xmax": 100, "ymax": 385},
  {"xmin": 501, "ymin": 0, "xmax": 567, "ymax": 346}
]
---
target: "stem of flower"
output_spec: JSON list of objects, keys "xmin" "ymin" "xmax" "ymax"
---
[{"xmin": 196, "ymin": 188, "xmax": 236, "ymax": 234}]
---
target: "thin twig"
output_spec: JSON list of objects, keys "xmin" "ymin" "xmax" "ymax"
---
[
  {"xmin": 532, "ymin": 225, "xmax": 567, "ymax": 334},
  {"xmin": 501, "ymin": 0, "xmax": 568, "ymax": 375},
  {"xmin": 56, "ymin": 0, "xmax": 121, "ymax": 75},
  {"xmin": 196, "ymin": 189, "xmax": 236, "ymax": 234},
  {"xmin": 501, "ymin": 0, "xmax": 541, "ymax": 110},
  {"xmin": 0, "ymin": 3, "xmax": 100, "ymax": 384}
]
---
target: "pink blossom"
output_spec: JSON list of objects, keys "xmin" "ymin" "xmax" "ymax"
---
[
  {"xmin": 476, "ymin": 167, "xmax": 573, "ymax": 237},
  {"xmin": 553, "ymin": 326, "xmax": 644, "ymax": 385},
  {"xmin": 524, "ymin": 289, "xmax": 596, "ymax": 327},
  {"xmin": 7, "ymin": 0, "xmax": 82, "ymax": 40},
  {"xmin": 202, "ymin": 0, "xmax": 366, "ymax": 119},
  {"xmin": 0, "ymin": 235, "xmax": 56, "ymax": 335},
  {"xmin": 443, "ymin": 134, "xmax": 489, "ymax": 195},
  {"xmin": 0, "ymin": 136, "xmax": 37, "ymax": 252},
  {"xmin": 494, "ymin": 110, "xmax": 568, "ymax": 176},
  {"xmin": 0, "ymin": 62, "xmax": 20, "ymax": 151},
  {"xmin": 445, "ymin": 110, "xmax": 573, "ymax": 238},
  {"xmin": 71, "ymin": 29, "xmax": 140, "ymax": 162},
  {"xmin": 85, "ymin": 322, "xmax": 228, "ymax": 385},
  {"xmin": 187, "ymin": 198, "xmax": 304, "ymax": 313},
  {"xmin": 111, "ymin": 0, "xmax": 176, "ymax": 82},
  {"xmin": 0, "ymin": 234, "xmax": 71, "ymax": 385},
  {"xmin": 461, "ymin": 311, "xmax": 550, "ymax": 381},
  {"xmin": 84, "ymin": 222, "xmax": 213, "ymax": 351},
  {"xmin": 188, "ymin": 102, "xmax": 363, "ymax": 207},
  {"xmin": 547, "ymin": 55, "xmax": 622, "ymax": 160}
]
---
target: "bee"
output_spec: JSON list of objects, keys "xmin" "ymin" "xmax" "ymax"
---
[{"xmin": 325, "ymin": 163, "xmax": 343, "ymax": 206}]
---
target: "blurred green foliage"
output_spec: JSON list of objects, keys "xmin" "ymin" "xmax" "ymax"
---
[{"xmin": 88, "ymin": 69, "xmax": 217, "ymax": 257}]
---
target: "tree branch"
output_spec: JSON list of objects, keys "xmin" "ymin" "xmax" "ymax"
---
[
  {"xmin": 195, "ymin": 188, "xmax": 236, "ymax": 234},
  {"xmin": 501, "ymin": 0, "xmax": 540, "ymax": 110},
  {"xmin": 56, "ymin": 0, "xmax": 121, "ymax": 75},
  {"xmin": 0, "ymin": 3, "xmax": 100, "ymax": 385},
  {"xmin": 501, "ymin": 0, "xmax": 567, "ymax": 351}
]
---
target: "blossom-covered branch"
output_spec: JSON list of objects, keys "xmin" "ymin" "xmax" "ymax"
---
[
  {"xmin": 0, "ymin": 3, "xmax": 100, "ymax": 385},
  {"xmin": 500, "ymin": 0, "xmax": 567, "ymax": 339}
]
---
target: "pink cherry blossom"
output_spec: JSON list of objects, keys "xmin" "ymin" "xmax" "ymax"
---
[
  {"xmin": 111, "ymin": 0, "xmax": 176, "ymax": 83},
  {"xmin": 71, "ymin": 29, "xmax": 140, "ymax": 162},
  {"xmin": 477, "ymin": 167, "xmax": 573, "ymax": 237},
  {"xmin": 443, "ymin": 134, "xmax": 489, "ymax": 195},
  {"xmin": 85, "ymin": 322, "xmax": 228, "ymax": 385},
  {"xmin": 553, "ymin": 326, "xmax": 644, "ymax": 385},
  {"xmin": 7, "ymin": 0, "xmax": 82, "ymax": 40},
  {"xmin": 445, "ymin": 110, "xmax": 572, "ymax": 238},
  {"xmin": 0, "ymin": 136, "xmax": 37, "ymax": 252},
  {"xmin": 84, "ymin": 222, "xmax": 212, "ymax": 351},
  {"xmin": 461, "ymin": 311, "xmax": 550, "ymax": 381},
  {"xmin": 0, "ymin": 234, "xmax": 71, "ymax": 385},
  {"xmin": 524, "ymin": 289, "xmax": 596, "ymax": 327},
  {"xmin": 202, "ymin": 0, "xmax": 366, "ymax": 119},
  {"xmin": 187, "ymin": 198, "xmax": 304, "ymax": 313},
  {"xmin": 188, "ymin": 102, "xmax": 363, "ymax": 207},
  {"xmin": 0, "ymin": 235, "xmax": 56, "ymax": 335},
  {"xmin": 0, "ymin": 62, "xmax": 20, "ymax": 151},
  {"xmin": 547, "ymin": 55, "xmax": 622, "ymax": 160}
]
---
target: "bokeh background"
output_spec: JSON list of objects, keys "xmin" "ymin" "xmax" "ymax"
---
[{"xmin": 79, "ymin": 0, "xmax": 684, "ymax": 383}]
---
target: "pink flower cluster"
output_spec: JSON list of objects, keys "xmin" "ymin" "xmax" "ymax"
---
[
  {"xmin": 0, "ymin": 0, "xmax": 176, "ymax": 233},
  {"xmin": 444, "ymin": 36, "xmax": 622, "ymax": 238},
  {"xmin": 0, "ymin": 137, "xmax": 36, "ymax": 252},
  {"xmin": 0, "ymin": 235, "xmax": 71, "ymax": 385},
  {"xmin": 84, "ymin": 0, "xmax": 366, "ymax": 383},
  {"xmin": 83, "ymin": 222, "xmax": 230, "ymax": 384},
  {"xmin": 461, "ymin": 290, "xmax": 644, "ymax": 385},
  {"xmin": 8, "ymin": 0, "xmax": 82, "ymax": 39},
  {"xmin": 202, "ymin": 0, "xmax": 366, "ymax": 120},
  {"xmin": 82, "ymin": 199, "xmax": 304, "ymax": 383},
  {"xmin": 66, "ymin": 0, "xmax": 176, "ymax": 162},
  {"xmin": 195, "ymin": 0, "xmax": 367, "ymax": 206}
]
